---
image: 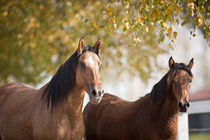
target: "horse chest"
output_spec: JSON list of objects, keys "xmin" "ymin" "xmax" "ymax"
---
[
  {"xmin": 155, "ymin": 121, "xmax": 178, "ymax": 140},
  {"xmin": 33, "ymin": 114, "xmax": 84, "ymax": 140},
  {"xmin": 57, "ymin": 116, "xmax": 84, "ymax": 138}
]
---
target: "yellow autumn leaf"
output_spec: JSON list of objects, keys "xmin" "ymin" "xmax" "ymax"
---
[
  {"xmin": 167, "ymin": 27, "xmax": 172, "ymax": 37},
  {"xmin": 138, "ymin": 17, "xmax": 142, "ymax": 23},
  {"xmin": 106, "ymin": 6, "xmax": 112, "ymax": 11},
  {"xmin": 152, "ymin": 10, "xmax": 159, "ymax": 19},
  {"xmin": 39, "ymin": 5, "xmax": 44, "ymax": 10},
  {"xmin": 93, "ymin": 22, "xmax": 98, "ymax": 29},
  {"xmin": 3, "ymin": 11, "xmax": 8, "ymax": 16},
  {"xmin": 108, "ymin": 11, "xmax": 112, "ymax": 17},
  {"xmin": 160, "ymin": 0, "xmax": 166, "ymax": 6},
  {"xmin": 172, "ymin": 3, "xmax": 177, "ymax": 9},
  {"xmin": 177, "ymin": 7, "xmax": 182, "ymax": 13}
]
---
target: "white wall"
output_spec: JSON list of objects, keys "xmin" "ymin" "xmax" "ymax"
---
[{"xmin": 188, "ymin": 100, "xmax": 210, "ymax": 114}]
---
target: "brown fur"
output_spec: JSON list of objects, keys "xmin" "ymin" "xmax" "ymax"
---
[
  {"xmin": 0, "ymin": 38, "xmax": 103, "ymax": 140},
  {"xmin": 83, "ymin": 57, "xmax": 194, "ymax": 140}
]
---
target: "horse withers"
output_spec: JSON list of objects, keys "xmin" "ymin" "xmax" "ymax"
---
[
  {"xmin": 83, "ymin": 57, "xmax": 194, "ymax": 140},
  {"xmin": 0, "ymin": 38, "xmax": 104, "ymax": 139}
]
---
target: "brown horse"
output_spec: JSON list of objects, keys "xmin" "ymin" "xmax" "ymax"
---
[
  {"xmin": 83, "ymin": 57, "xmax": 194, "ymax": 140},
  {"xmin": 0, "ymin": 38, "xmax": 104, "ymax": 140}
]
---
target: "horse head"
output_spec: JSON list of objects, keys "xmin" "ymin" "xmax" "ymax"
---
[
  {"xmin": 76, "ymin": 38, "xmax": 104, "ymax": 104},
  {"xmin": 168, "ymin": 57, "xmax": 194, "ymax": 112}
]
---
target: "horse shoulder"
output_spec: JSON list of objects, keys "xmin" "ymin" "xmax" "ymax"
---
[{"xmin": 33, "ymin": 102, "xmax": 85, "ymax": 140}]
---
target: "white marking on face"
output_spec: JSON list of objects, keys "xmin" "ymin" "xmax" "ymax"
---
[
  {"xmin": 88, "ymin": 56, "xmax": 95, "ymax": 66},
  {"xmin": 185, "ymin": 89, "xmax": 188, "ymax": 98}
]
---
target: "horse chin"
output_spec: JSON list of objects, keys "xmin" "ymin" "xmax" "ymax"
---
[
  {"xmin": 179, "ymin": 107, "xmax": 187, "ymax": 113},
  {"xmin": 89, "ymin": 97, "xmax": 102, "ymax": 104}
]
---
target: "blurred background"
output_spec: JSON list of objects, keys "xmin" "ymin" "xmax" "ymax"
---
[{"xmin": 0, "ymin": 0, "xmax": 209, "ymax": 140}]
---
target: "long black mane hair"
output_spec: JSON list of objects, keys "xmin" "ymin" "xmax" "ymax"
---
[
  {"xmin": 150, "ymin": 63, "xmax": 193, "ymax": 103},
  {"xmin": 42, "ymin": 46, "xmax": 98, "ymax": 109}
]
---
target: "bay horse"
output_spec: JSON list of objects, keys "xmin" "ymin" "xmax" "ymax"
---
[
  {"xmin": 0, "ymin": 38, "xmax": 104, "ymax": 140},
  {"xmin": 83, "ymin": 57, "xmax": 194, "ymax": 140}
]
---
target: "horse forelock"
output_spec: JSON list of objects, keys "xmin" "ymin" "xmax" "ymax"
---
[
  {"xmin": 174, "ymin": 63, "xmax": 193, "ymax": 77},
  {"xmin": 150, "ymin": 63, "xmax": 193, "ymax": 104},
  {"xmin": 42, "ymin": 45, "xmax": 99, "ymax": 110}
]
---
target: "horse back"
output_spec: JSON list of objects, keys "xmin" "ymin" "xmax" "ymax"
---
[
  {"xmin": 0, "ymin": 82, "xmax": 37, "ymax": 105},
  {"xmin": 0, "ymin": 82, "xmax": 38, "ymax": 139}
]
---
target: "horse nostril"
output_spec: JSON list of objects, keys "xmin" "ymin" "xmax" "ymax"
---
[
  {"xmin": 92, "ymin": 89, "xmax": 97, "ymax": 97},
  {"xmin": 178, "ymin": 102, "xmax": 182, "ymax": 108},
  {"xmin": 186, "ymin": 102, "xmax": 190, "ymax": 108}
]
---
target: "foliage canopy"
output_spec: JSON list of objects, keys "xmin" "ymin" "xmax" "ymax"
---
[{"xmin": 0, "ymin": 0, "xmax": 209, "ymax": 85}]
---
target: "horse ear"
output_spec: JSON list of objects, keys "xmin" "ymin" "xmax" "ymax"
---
[
  {"xmin": 93, "ymin": 38, "xmax": 102, "ymax": 55},
  {"xmin": 77, "ymin": 38, "xmax": 85, "ymax": 57},
  {"xmin": 169, "ymin": 56, "xmax": 175, "ymax": 69},
  {"xmin": 187, "ymin": 58, "xmax": 194, "ymax": 70}
]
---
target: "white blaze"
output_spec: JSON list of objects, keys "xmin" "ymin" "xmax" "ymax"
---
[{"xmin": 88, "ymin": 56, "xmax": 95, "ymax": 66}]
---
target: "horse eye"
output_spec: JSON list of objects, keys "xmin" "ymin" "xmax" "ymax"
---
[{"xmin": 189, "ymin": 79, "xmax": 192, "ymax": 83}]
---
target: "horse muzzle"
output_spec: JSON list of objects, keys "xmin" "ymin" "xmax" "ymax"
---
[
  {"xmin": 88, "ymin": 89, "xmax": 104, "ymax": 104},
  {"xmin": 178, "ymin": 101, "xmax": 190, "ymax": 112}
]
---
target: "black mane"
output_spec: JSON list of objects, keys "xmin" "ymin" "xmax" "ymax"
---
[
  {"xmin": 42, "ymin": 46, "xmax": 98, "ymax": 109},
  {"xmin": 150, "ymin": 63, "xmax": 193, "ymax": 103}
]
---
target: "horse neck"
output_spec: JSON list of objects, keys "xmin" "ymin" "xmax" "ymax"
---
[
  {"xmin": 157, "ymin": 91, "xmax": 178, "ymax": 114},
  {"xmin": 52, "ymin": 84, "xmax": 85, "ymax": 117},
  {"xmin": 65, "ymin": 84, "xmax": 85, "ymax": 115},
  {"xmin": 151, "ymin": 89, "xmax": 179, "ymax": 135}
]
